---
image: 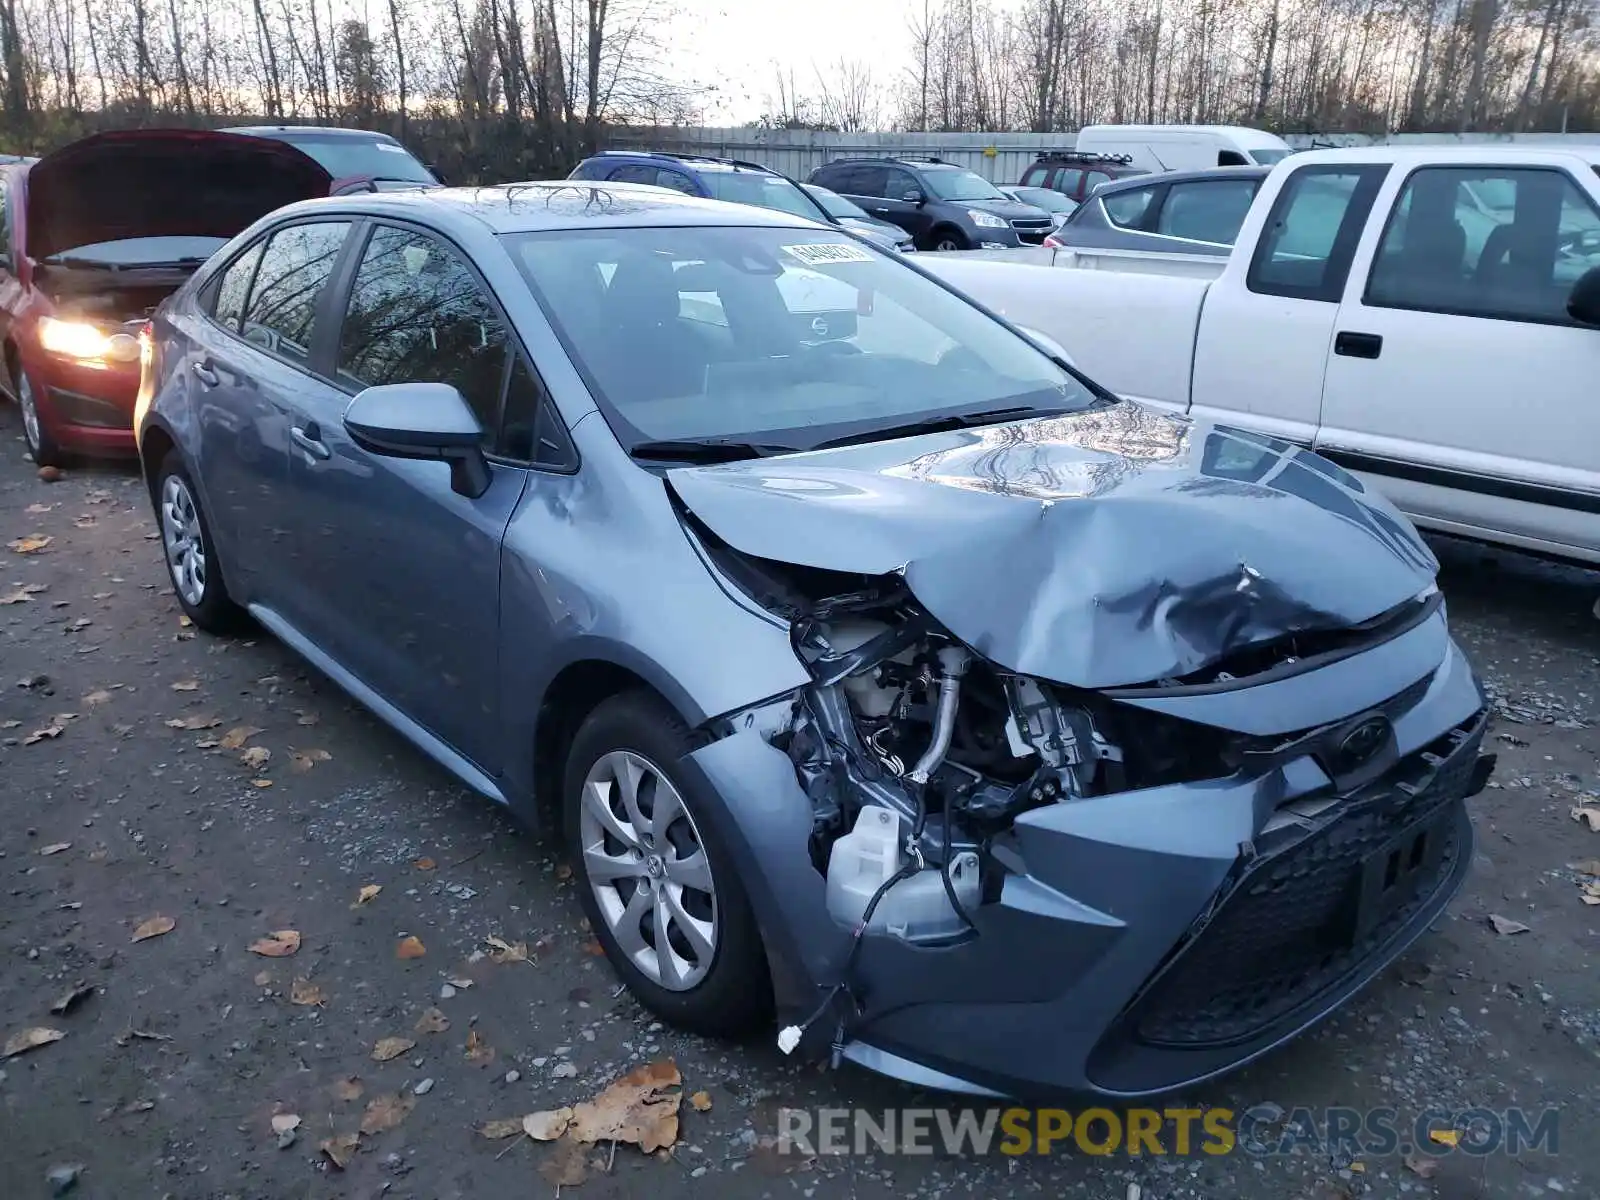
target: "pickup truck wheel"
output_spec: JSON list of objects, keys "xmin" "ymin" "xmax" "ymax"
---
[
  {"xmin": 15, "ymin": 369, "xmax": 66, "ymax": 469},
  {"xmin": 564, "ymin": 691, "xmax": 771, "ymax": 1038},
  {"xmin": 930, "ymin": 227, "xmax": 971, "ymax": 252}
]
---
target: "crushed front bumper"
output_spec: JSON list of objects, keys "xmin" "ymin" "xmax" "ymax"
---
[{"xmin": 678, "ymin": 629, "xmax": 1491, "ymax": 1101}]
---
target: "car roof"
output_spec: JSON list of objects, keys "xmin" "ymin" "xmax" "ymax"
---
[
  {"xmin": 1287, "ymin": 143, "xmax": 1600, "ymax": 168},
  {"xmin": 587, "ymin": 150, "xmax": 777, "ymax": 175},
  {"xmin": 224, "ymin": 125, "xmax": 402, "ymax": 142},
  {"xmin": 1093, "ymin": 165, "xmax": 1272, "ymax": 192},
  {"xmin": 266, "ymin": 179, "xmax": 828, "ymax": 235}
]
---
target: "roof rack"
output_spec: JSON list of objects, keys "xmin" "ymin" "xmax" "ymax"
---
[
  {"xmin": 1035, "ymin": 150, "xmax": 1135, "ymax": 165},
  {"xmin": 891, "ymin": 155, "xmax": 945, "ymax": 165}
]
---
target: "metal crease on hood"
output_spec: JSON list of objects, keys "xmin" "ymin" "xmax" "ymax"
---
[{"xmin": 666, "ymin": 402, "xmax": 1439, "ymax": 689}]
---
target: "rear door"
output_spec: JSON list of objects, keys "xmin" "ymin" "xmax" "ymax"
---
[
  {"xmin": 1317, "ymin": 161, "xmax": 1600, "ymax": 557},
  {"xmin": 282, "ymin": 220, "xmax": 536, "ymax": 771},
  {"xmin": 1188, "ymin": 161, "xmax": 1389, "ymax": 444},
  {"xmin": 191, "ymin": 219, "xmax": 353, "ymax": 595}
]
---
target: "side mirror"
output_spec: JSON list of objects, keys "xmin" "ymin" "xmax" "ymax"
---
[
  {"xmin": 903, "ymin": 189, "xmax": 925, "ymax": 205},
  {"xmin": 1568, "ymin": 265, "xmax": 1600, "ymax": 328},
  {"xmin": 344, "ymin": 382, "xmax": 490, "ymax": 498}
]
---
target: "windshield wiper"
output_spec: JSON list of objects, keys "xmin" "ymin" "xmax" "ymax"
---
[
  {"xmin": 811, "ymin": 405, "xmax": 1048, "ymax": 451},
  {"xmin": 628, "ymin": 438, "xmax": 797, "ymax": 464},
  {"xmin": 40, "ymin": 254, "xmax": 208, "ymax": 269}
]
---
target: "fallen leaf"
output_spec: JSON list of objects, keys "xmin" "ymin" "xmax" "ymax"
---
[
  {"xmin": 568, "ymin": 1059, "xmax": 683, "ymax": 1153},
  {"xmin": 485, "ymin": 935, "xmax": 529, "ymax": 964},
  {"xmin": 465, "ymin": 1029, "xmax": 495, "ymax": 1067},
  {"xmin": 689, "ymin": 1090, "xmax": 712, "ymax": 1112},
  {"xmin": 131, "ymin": 916, "xmax": 176, "ymax": 942},
  {"xmin": 251, "ymin": 779, "xmax": 273, "ymax": 789},
  {"xmin": 25, "ymin": 501, "xmax": 53, "ymax": 512},
  {"xmin": 1573, "ymin": 859, "xmax": 1600, "ymax": 876},
  {"xmin": 290, "ymin": 748, "xmax": 331, "ymax": 771},
  {"xmin": 8, "ymin": 535, "xmax": 52, "ymax": 554},
  {"xmin": 396, "ymin": 935, "xmax": 426, "ymax": 960},
  {"xmin": 1573, "ymin": 805, "xmax": 1600, "ymax": 833},
  {"xmin": 249, "ymin": 930, "xmax": 301, "ymax": 957},
  {"xmin": 178, "ymin": 615, "xmax": 192, "ymax": 627},
  {"xmin": 170, "ymin": 679, "xmax": 200, "ymax": 692},
  {"xmin": 82, "ymin": 690, "xmax": 113, "ymax": 707},
  {"xmin": 1581, "ymin": 880, "xmax": 1600, "ymax": 906},
  {"xmin": 165, "ymin": 714, "xmax": 221, "ymax": 730},
  {"xmin": 1429, "ymin": 1128, "xmax": 1461, "ymax": 1148},
  {"xmin": 413, "ymin": 1008, "xmax": 450, "ymax": 1035},
  {"xmin": 2, "ymin": 1026, "xmax": 65, "ymax": 1058},
  {"xmin": 319, "ymin": 1131, "xmax": 361, "ymax": 1169},
  {"xmin": 295, "ymin": 710, "xmax": 319, "ymax": 726},
  {"xmin": 355, "ymin": 884, "xmax": 382, "ymax": 906},
  {"xmin": 38, "ymin": 842, "xmax": 71, "ymax": 856},
  {"xmin": 49, "ymin": 982, "xmax": 96, "ymax": 1015},
  {"xmin": 1403, "ymin": 1152, "xmax": 1440, "ymax": 1179},
  {"xmin": 523, "ymin": 1108, "xmax": 574, "ymax": 1140},
  {"xmin": 581, "ymin": 937, "xmax": 606, "ymax": 957},
  {"xmin": 23, "ymin": 723, "xmax": 65, "ymax": 745},
  {"xmin": 413, "ymin": 857, "xmax": 437, "ymax": 871},
  {"xmin": 271, "ymin": 1113, "xmax": 301, "ymax": 1135},
  {"xmin": 371, "ymin": 1036, "xmax": 415, "ymax": 1062},
  {"xmin": 253, "ymin": 970, "xmax": 273, "ymax": 987},
  {"xmin": 360, "ymin": 1093, "xmax": 416, "ymax": 1135},
  {"xmin": 290, "ymin": 978, "xmax": 327, "ymax": 1007},
  {"xmin": 478, "ymin": 1117, "xmax": 525, "ymax": 1140},
  {"xmin": 555, "ymin": 863, "xmax": 573, "ymax": 881},
  {"xmin": 240, "ymin": 746, "xmax": 271, "ymax": 770},
  {"xmin": 1488, "ymin": 914, "xmax": 1530, "ymax": 935},
  {"xmin": 0, "ymin": 587, "xmax": 31, "ymax": 604},
  {"xmin": 446, "ymin": 976, "xmax": 473, "ymax": 990},
  {"xmin": 539, "ymin": 1138, "xmax": 592, "ymax": 1187},
  {"xmin": 333, "ymin": 1077, "xmax": 364, "ymax": 1102},
  {"xmin": 219, "ymin": 725, "xmax": 263, "ymax": 750}
]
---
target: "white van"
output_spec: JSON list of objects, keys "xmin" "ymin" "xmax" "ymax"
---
[{"xmin": 1073, "ymin": 125, "xmax": 1293, "ymax": 173}]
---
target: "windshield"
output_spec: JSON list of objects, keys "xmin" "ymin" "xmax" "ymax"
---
[
  {"xmin": 506, "ymin": 225, "xmax": 1098, "ymax": 450},
  {"xmin": 923, "ymin": 168, "xmax": 1007, "ymax": 202},
  {"xmin": 266, "ymin": 134, "xmax": 436, "ymax": 184},
  {"xmin": 805, "ymin": 185, "xmax": 869, "ymax": 221},
  {"xmin": 703, "ymin": 172, "xmax": 829, "ymax": 222},
  {"xmin": 1008, "ymin": 187, "xmax": 1077, "ymax": 213},
  {"xmin": 1249, "ymin": 149, "xmax": 1292, "ymax": 166},
  {"xmin": 42, "ymin": 235, "xmax": 227, "ymax": 266}
]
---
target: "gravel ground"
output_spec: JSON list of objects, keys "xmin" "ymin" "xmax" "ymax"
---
[{"xmin": 2, "ymin": 405, "xmax": 1598, "ymax": 1200}]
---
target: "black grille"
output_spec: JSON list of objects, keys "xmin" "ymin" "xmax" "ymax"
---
[
  {"xmin": 1121, "ymin": 713, "xmax": 1485, "ymax": 1048},
  {"xmin": 48, "ymin": 387, "xmax": 128, "ymax": 429}
]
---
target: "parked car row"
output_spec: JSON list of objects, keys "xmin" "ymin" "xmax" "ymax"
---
[{"xmin": 1, "ymin": 125, "xmax": 1503, "ymax": 1105}]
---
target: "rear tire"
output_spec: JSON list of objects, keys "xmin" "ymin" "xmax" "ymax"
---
[
  {"xmin": 564, "ymin": 691, "xmax": 771, "ymax": 1037},
  {"xmin": 155, "ymin": 450, "xmax": 248, "ymax": 634},
  {"xmin": 15, "ymin": 368, "xmax": 66, "ymax": 469}
]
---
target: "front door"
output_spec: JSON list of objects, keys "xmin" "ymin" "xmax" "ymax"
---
[
  {"xmin": 1317, "ymin": 162, "xmax": 1600, "ymax": 557},
  {"xmin": 282, "ymin": 221, "xmax": 532, "ymax": 773}
]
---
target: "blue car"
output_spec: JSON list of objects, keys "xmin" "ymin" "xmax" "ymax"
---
[{"xmin": 134, "ymin": 181, "xmax": 1492, "ymax": 1101}]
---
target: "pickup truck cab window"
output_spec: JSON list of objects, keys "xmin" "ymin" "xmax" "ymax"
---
[
  {"xmin": 1247, "ymin": 164, "xmax": 1387, "ymax": 302},
  {"xmin": 1365, "ymin": 166, "xmax": 1600, "ymax": 326}
]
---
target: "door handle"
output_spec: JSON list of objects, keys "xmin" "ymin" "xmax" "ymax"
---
[
  {"xmin": 290, "ymin": 423, "xmax": 330, "ymax": 460},
  {"xmin": 1334, "ymin": 331, "xmax": 1383, "ymax": 359},
  {"xmin": 192, "ymin": 361, "xmax": 219, "ymax": 387}
]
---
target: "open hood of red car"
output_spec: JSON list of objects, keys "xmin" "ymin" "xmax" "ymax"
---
[{"xmin": 25, "ymin": 129, "xmax": 334, "ymax": 261}]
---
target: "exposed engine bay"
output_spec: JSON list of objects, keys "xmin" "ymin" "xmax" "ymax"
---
[{"xmin": 35, "ymin": 265, "xmax": 190, "ymax": 328}]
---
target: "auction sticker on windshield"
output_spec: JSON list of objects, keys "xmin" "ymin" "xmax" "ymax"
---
[{"xmin": 783, "ymin": 242, "xmax": 875, "ymax": 266}]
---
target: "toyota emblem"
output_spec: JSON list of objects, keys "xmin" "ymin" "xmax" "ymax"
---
[{"xmin": 1336, "ymin": 716, "xmax": 1390, "ymax": 771}]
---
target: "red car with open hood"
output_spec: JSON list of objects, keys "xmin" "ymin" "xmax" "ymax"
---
[{"xmin": 0, "ymin": 129, "xmax": 332, "ymax": 466}]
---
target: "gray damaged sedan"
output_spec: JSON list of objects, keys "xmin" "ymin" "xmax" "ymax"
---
[{"xmin": 134, "ymin": 181, "xmax": 1495, "ymax": 1100}]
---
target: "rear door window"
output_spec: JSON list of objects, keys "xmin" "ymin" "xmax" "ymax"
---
[
  {"xmin": 239, "ymin": 221, "xmax": 351, "ymax": 366},
  {"xmin": 1102, "ymin": 185, "xmax": 1159, "ymax": 228},
  {"xmin": 1247, "ymin": 165, "xmax": 1387, "ymax": 301},
  {"xmin": 211, "ymin": 241, "xmax": 267, "ymax": 332},
  {"xmin": 608, "ymin": 163, "xmax": 660, "ymax": 185},
  {"xmin": 1052, "ymin": 168, "xmax": 1084, "ymax": 195},
  {"xmin": 1156, "ymin": 179, "xmax": 1259, "ymax": 244},
  {"xmin": 654, "ymin": 168, "xmax": 697, "ymax": 194}
]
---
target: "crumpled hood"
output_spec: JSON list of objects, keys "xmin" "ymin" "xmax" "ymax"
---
[
  {"xmin": 26, "ymin": 130, "xmax": 333, "ymax": 261},
  {"xmin": 667, "ymin": 403, "xmax": 1439, "ymax": 689}
]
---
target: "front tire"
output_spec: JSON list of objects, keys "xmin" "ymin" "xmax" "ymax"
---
[
  {"xmin": 16, "ymin": 369, "xmax": 66, "ymax": 469},
  {"xmin": 930, "ymin": 227, "xmax": 972, "ymax": 252},
  {"xmin": 564, "ymin": 691, "xmax": 770, "ymax": 1037},
  {"xmin": 155, "ymin": 451, "xmax": 247, "ymax": 634}
]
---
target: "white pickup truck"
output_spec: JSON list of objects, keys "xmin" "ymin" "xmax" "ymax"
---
[{"xmin": 919, "ymin": 145, "xmax": 1600, "ymax": 566}]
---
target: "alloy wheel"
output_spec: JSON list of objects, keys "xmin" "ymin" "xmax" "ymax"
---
[
  {"xmin": 579, "ymin": 749, "xmax": 718, "ymax": 992},
  {"xmin": 17, "ymin": 372, "xmax": 41, "ymax": 454},
  {"xmin": 160, "ymin": 474, "xmax": 208, "ymax": 608},
  {"xmin": 935, "ymin": 237, "xmax": 963, "ymax": 252}
]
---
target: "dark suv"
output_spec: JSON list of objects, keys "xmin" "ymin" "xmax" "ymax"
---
[
  {"xmin": 1018, "ymin": 151, "xmax": 1148, "ymax": 204},
  {"xmin": 569, "ymin": 151, "xmax": 838, "ymax": 225},
  {"xmin": 808, "ymin": 157, "xmax": 1054, "ymax": 251}
]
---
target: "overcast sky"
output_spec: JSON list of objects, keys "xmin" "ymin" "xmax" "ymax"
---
[{"xmin": 662, "ymin": 0, "xmax": 1023, "ymax": 125}]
